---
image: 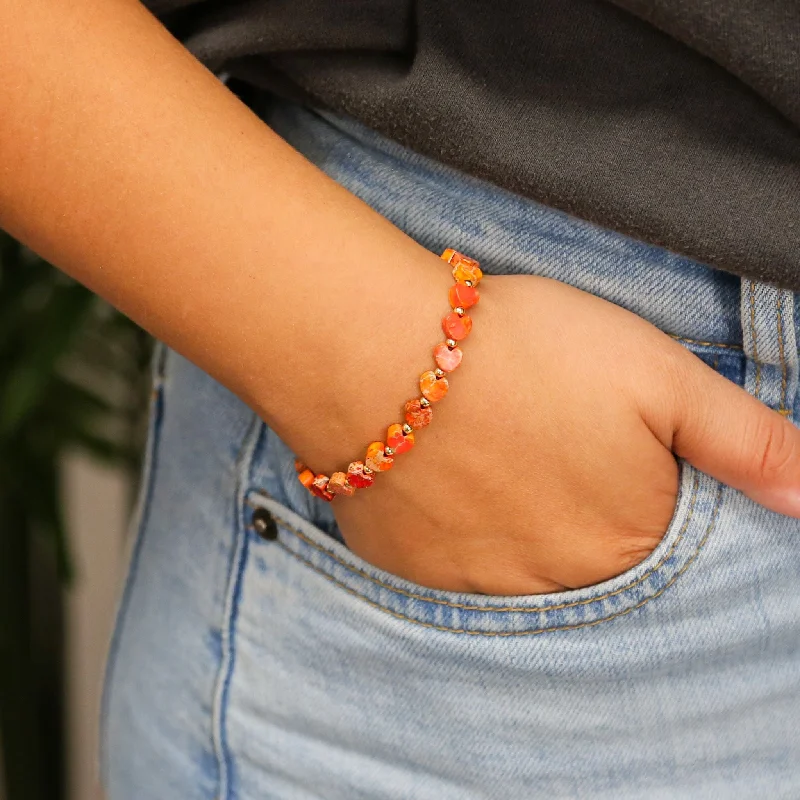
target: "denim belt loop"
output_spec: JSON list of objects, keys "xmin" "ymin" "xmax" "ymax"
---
[{"xmin": 740, "ymin": 278, "xmax": 798, "ymax": 420}]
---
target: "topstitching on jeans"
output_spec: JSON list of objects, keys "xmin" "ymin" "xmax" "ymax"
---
[
  {"xmin": 747, "ymin": 282, "xmax": 793, "ymax": 416},
  {"xmin": 668, "ymin": 334, "xmax": 743, "ymax": 351},
  {"xmin": 211, "ymin": 414, "xmax": 263, "ymax": 800},
  {"xmin": 749, "ymin": 282, "xmax": 763, "ymax": 403},
  {"xmin": 776, "ymin": 290, "xmax": 789, "ymax": 415},
  {"xmin": 246, "ymin": 466, "xmax": 717, "ymax": 618},
  {"xmin": 254, "ymin": 479, "xmax": 723, "ymax": 636}
]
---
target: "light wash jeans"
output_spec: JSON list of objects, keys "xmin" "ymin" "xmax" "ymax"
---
[{"xmin": 101, "ymin": 94, "xmax": 800, "ymax": 799}]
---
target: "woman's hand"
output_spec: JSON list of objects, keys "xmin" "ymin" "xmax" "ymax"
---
[
  {"xmin": 328, "ymin": 274, "xmax": 800, "ymax": 595},
  {"xmin": 5, "ymin": 0, "xmax": 798, "ymax": 598}
]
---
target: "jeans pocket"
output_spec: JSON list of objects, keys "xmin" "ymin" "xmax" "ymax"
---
[{"xmin": 245, "ymin": 453, "xmax": 723, "ymax": 638}]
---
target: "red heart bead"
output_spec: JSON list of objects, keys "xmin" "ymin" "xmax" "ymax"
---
[
  {"xmin": 442, "ymin": 311, "xmax": 472, "ymax": 341},
  {"xmin": 404, "ymin": 398, "xmax": 433, "ymax": 429},
  {"xmin": 346, "ymin": 460, "xmax": 375, "ymax": 488}
]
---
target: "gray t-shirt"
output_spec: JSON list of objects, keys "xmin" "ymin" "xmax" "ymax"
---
[{"xmin": 144, "ymin": 0, "xmax": 800, "ymax": 290}]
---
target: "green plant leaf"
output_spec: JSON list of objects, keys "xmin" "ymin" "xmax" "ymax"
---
[{"xmin": 0, "ymin": 283, "xmax": 95, "ymax": 436}]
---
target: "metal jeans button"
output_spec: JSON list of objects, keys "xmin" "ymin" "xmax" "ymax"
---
[{"xmin": 252, "ymin": 507, "xmax": 278, "ymax": 541}]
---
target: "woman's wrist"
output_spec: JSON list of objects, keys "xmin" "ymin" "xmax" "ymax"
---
[
  {"xmin": 288, "ymin": 249, "xmax": 484, "ymax": 500},
  {"xmin": 255, "ymin": 247, "xmax": 458, "ymax": 474}
]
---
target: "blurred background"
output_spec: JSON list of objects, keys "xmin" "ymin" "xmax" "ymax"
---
[{"xmin": 0, "ymin": 230, "xmax": 153, "ymax": 800}]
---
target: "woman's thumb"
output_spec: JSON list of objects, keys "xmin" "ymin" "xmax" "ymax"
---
[{"xmin": 669, "ymin": 357, "xmax": 800, "ymax": 518}]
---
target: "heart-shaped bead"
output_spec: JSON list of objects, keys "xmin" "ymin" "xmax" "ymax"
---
[
  {"xmin": 433, "ymin": 342, "xmax": 463, "ymax": 372},
  {"xmin": 365, "ymin": 441, "xmax": 394, "ymax": 472},
  {"xmin": 442, "ymin": 311, "xmax": 472, "ymax": 341},
  {"xmin": 310, "ymin": 473, "xmax": 335, "ymax": 501},
  {"xmin": 420, "ymin": 370, "xmax": 449, "ymax": 402},
  {"xmin": 297, "ymin": 468, "xmax": 315, "ymax": 490},
  {"xmin": 442, "ymin": 250, "xmax": 482, "ymax": 285},
  {"xmin": 346, "ymin": 460, "xmax": 374, "ymax": 488},
  {"xmin": 441, "ymin": 249, "xmax": 482, "ymax": 286},
  {"xmin": 327, "ymin": 471, "xmax": 355, "ymax": 496},
  {"xmin": 386, "ymin": 422, "xmax": 414, "ymax": 454},
  {"xmin": 448, "ymin": 282, "xmax": 480, "ymax": 310},
  {"xmin": 404, "ymin": 398, "xmax": 433, "ymax": 429}
]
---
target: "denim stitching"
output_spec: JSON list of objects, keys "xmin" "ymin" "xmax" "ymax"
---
[
  {"xmin": 749, "ymin": 281, "xmax": 762, "ymax": 401},
  {"xmin": 267, "ymin": 481, "xmax": 723, "ymax": 636},
  {"xmin": 247, "ymin": 467, "xmax": 702, "ymax": 614},
  {"xmin": 668, "ymin": 334, "xmax": 743, "ymax": 351},
  {"xmin": 776, "ymin": 291, "xmax": 789, "ymax": 415},
  {"xmin": 211, "ymin": 415, "xmax": 263, "ymax": 800}
]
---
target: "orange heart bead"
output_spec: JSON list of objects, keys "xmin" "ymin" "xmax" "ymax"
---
[
  {"xmin": 365, "ymin": 441, "xmax": 394, "ymax": 472},
  {"xmin": 442, "ymin": 311, "xmax": 472, "ymax": 341},
  {"xmin": 420, "ymin": 370, "xmax": 449, "ymax": 402},
  {"xmin": 404, "ymin": 398, "xmax": 433, "ymax": 429},
  {"xmin": 387, "ymin": 422, "xmax": 414, "ymax": 454},
  {"xmin": 452, "ymin": 260, "xmax": 483, "ymax": 286},
  {"xmin": 297, "ymin": 468, "xmax": 315, "ymax": 489},
  {"xmin": 442, "ymin": 250, "xmax": 483, "ymax": 285},
  {"xmin": 441, "ymin": 248, "xmax": 481, "ymax": 284},
  {"xmin": 433, "ymin": 342, "xmax": 463, "ymax": 372},
  {"xmin": 448, "ymin": 282, "xmax": 479, "ymax": 309}
]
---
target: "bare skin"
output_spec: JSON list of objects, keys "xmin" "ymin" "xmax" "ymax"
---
[{"xmin": 3, "ymin": 0, "xmax": 800, "ymax": 595}]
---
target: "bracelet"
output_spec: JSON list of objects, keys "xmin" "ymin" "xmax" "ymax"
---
[{"xmin": 294, "ymin": 247, "xmax": 483, "ymax": 501}]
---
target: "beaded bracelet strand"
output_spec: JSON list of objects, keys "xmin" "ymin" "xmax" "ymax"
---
[{"xmin": 294, "ymin": 247, "xmax": 483, "ymax": 501}]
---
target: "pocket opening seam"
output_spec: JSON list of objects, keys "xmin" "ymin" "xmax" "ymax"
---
[
  {"xmin": 247, "ymin": 467, "xmax": 718, "ymax": 617},
  {"xmin": 266, "ymin": 479, "xmax": 723, "ymax": 635},
  {"xmin": 668, "ymin": 334, "xmax": 742, "ymax": 351}
]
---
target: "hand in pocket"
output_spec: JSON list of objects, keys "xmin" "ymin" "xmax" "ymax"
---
[{"xmin": 330, "ymin": 275, "xmax": 800, "ymax": 596}]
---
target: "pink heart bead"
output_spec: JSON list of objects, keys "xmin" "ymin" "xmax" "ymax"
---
[
  {"xmin": 433, "ymin": 342, "xmax": 463, "ymax": 372},
  {"xmin": 327, "ymin": 471, "xmax": 355, "ymax": 496}
]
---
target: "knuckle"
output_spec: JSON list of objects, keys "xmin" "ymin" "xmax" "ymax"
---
[{"xmin": 751, "ymin": 414, "xmax": 798, "ymax": 483}]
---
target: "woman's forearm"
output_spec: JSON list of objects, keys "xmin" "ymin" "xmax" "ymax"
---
[{"xmin": 0, "ymin": 0, "xmax": 451, "ymax": 468}]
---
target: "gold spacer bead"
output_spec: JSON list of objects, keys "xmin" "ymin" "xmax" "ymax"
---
[
  {"xmin": 419, "ymin": 396, "xmax": 431, "ymax": 408},
  {"xmin": 434, "ymin": 368, "xmax": 446, "ymax": 378},
  {"xmin": 464, "ymin": 280, "xmax": 473, "ymax": 287},
  {"xmin": 363, "ymin": 465, "xmax": 374, "ymax": 475},
  {"xmin": 384, "ymin": 446, "xmax": 395, "ymax": 456},
  {"xmin": 454, "ymin": 306, "xmax": 465, "ymax": 316},
  {"xmin": 402, "ymin": 423, "xmax": 413, "ymax": 435},
  {"xmin": 446, "ymin": 338, "xmax": 457, "ymax": 349}
]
